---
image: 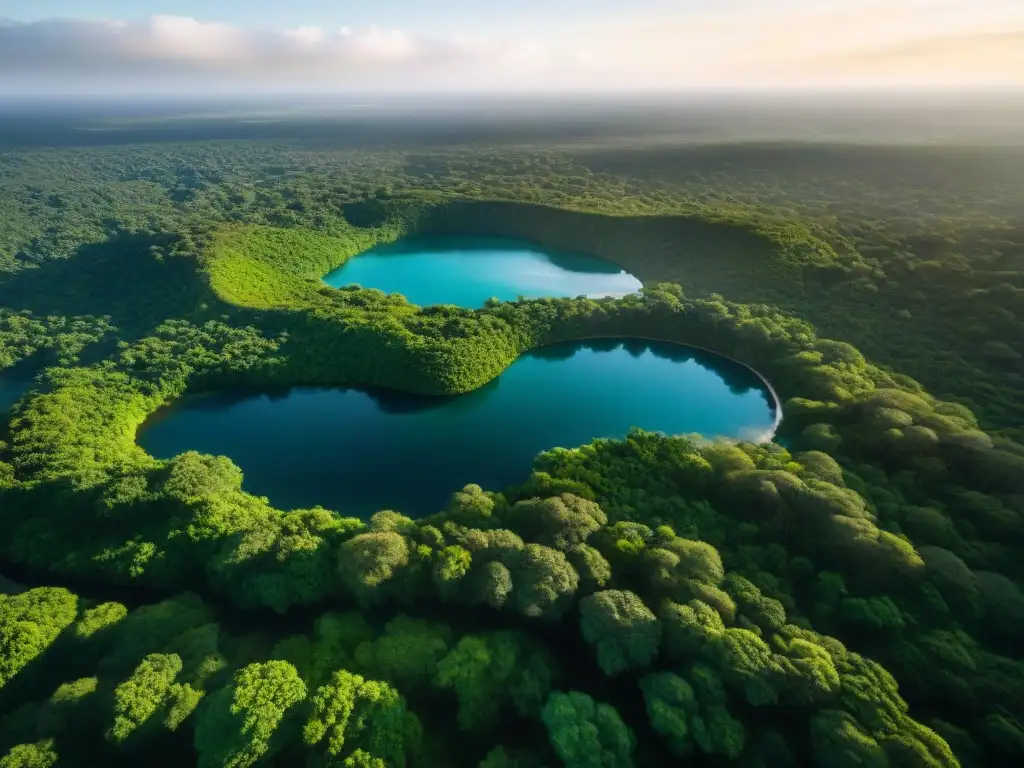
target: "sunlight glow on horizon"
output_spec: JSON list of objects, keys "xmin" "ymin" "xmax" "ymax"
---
[{"xmin": 1, "ymin": 0, "xmax": 1021, "ymax": 93}]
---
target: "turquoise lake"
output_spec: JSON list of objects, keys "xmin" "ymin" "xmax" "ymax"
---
[
  {"xmin": 322, "ymin": 235, "xmax": 643, "ymax": 307},
  {"xmin": 138, "ymin": 340, "xmax": 778, "ymax": 518}
]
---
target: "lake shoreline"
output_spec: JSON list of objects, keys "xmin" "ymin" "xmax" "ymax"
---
[
  {"xmin": 137, "ymin": 338, "xmax": 776, "ymax": 517},
  {"xmin": 321, "ymin": 234, "xmax": 643, "ymax": 308},
  {"xmin": 534, "ymin": 334, "xmax": 784, "ymax": 440}
]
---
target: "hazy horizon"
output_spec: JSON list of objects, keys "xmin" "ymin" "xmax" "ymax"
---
[
  {"xmin": 2, "ymin": 0, "xmax": 1022, "ymax": 94},
  {"xmin": 1, "ymin": 91, "xmax": 1022, "ymax": 151}
]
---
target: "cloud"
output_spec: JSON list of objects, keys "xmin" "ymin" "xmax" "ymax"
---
[
  {"xmin": 796, "ymin": 30, "xmax": 1024, "ymax": 85},
  {"xmin": 0, "ymin": 16, "xmax": 568, "ymax": 92},
  {"xmin": 141, "ymin": 15, "xmax": 247, "ymax": 60},
  {"xmin": 577, "ymin": 0, "xmax": 1024, "ymax": 88},
  {"xmin": 0, "ymin": 6, "xmax": 1021, "ymax": 93},
  {"xmin": 707, "ymin": 1, "xmax": 1024, "ymax": 87}
]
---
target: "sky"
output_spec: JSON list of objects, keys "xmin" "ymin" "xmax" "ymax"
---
[{"xmin": 0, "ymin": 0, "xmax": 1021, "ymax": 94}]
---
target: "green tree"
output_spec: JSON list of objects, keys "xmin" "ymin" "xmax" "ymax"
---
[
  {"xmin": 810, "ymin": 710, "xmax": 887, "ymax": 768},
  {"xmin": 303, "ymin": 669, "xmax": 420, "ymax": 767},
  {"xmin": 686, "ymin": 664, "xmax": 747, "ymax": 759},
  {"xmin": 468, "ymin": 561, "xmax": 514, "ymax": 609},
  {"xmin": 193, "ymin": 661, "xmax": 307, "ymax": 768},
  {"xmin": 566, "ymin": 545, "xmax": 612, "ymax": 593},
  {"xmin": 724, "ymin": 574, "xmax": 787, "ymax": 633},
  {"xmin": 0, "ymin": 588, "xmax": 78, "ymax": 689},
  {"xmin": 73, "ymin": 602, "xmax": 128, "ymax": 642},
  {"xmin": 639, "ymin": 671, "xmax": 697, "ymax": 758},
  {"xmin": 107, "ymin": 653, "xmax": 203, "ymax": 749},
  {"xmin": 338, "ymin": 533, "xmax": 411, "ymax": 607},
  {"xmin": 579, "ymin": 590, "xmax": 661, "ymax": 676},
  {"xmin": 446, "ymin": 484, "xmax": 498, "ymax": 527},
  {"xmin": 504, "ymin": 544, "xmax": 579, "ymax": 619},
  {"xmin": 436, "ymin": 631, "xmax": 554, "ymax": 732},
  {"xmin": 433, "ymin": 545, "xmax": 472, "ymax": 600},
  {"xmin": 541, "ymin": 691, "xmax": 634, "ymax": 768},
  {"xmin": 509, "ymin": 494, "xmax": 607, "ymax": 551},
  {"xmin": 661, "ymin": 599, "xmax": 725, "ymax": 661},
  {"xmin": 354, "ymin": 616, "xmax": 451, "ymax": 693},
  {"xmin": 0, "ymin": 741, "xmax": 58, "ymax": 768}
]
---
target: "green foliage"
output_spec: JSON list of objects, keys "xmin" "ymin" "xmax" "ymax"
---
[
  {"xmin": 193, "ymin": 661, "xmax": 307, "ymax": 768},
  {"xmin": 724, "ymin": 574, "xmax": 787, "ymax": 633},
  {"xmin": 210, "ymin": 506, "xmax": 354, "ymax": 614},
  {"xmin": 0, "ymin": 310, "xmax": 114, "ymax": 371},
  {"xmin": 0, "ymin": 588, "xmax": 77, "ymax": 689},
  {"xmin": 73, "ymin": 602, "xmax": 128, "ymax": 641},
  {"xmin": 468, "ymin": 560, "xmax": 515, "ymax": 609},
  {"xmin": 578, "ymin": 590, "xmax": 661, "ymax": 676},
  {"xmin": 811, "ymin": 710, "xmax": 887, "ymax": 768},
  {"xmin": 541, "ymin": 691, "xmax": 635, "ymax": 768},
  {"xmin": 840, "ymin": 596, "xmax": 906, "ymax": 636},
  {"xmin": 0, "ymin": 741, "xmax": 58, "ymax": 768},
  {"xmin": 504, "ymin": 543, "xmax": 580, "ymax": 620},
  {"xmin": 204, "ymin": 225, "xmax": 385, "ymax": 309},
  {"xmin": 683, "ymin": 663, "xmax": 748, "ymax": 758},
  {"xmin": 107, "ymin": 653, "xmax": 202, "ymax": 749},
  {"xmin": 509, "ymin": 494, "xmax": 607, "ymax": 551},
  {"xmin": 446, "ymin": 484, "xmax": 499, "ymax": 527},
  {"xmin": 302, "ymin": 669, "xmax": 419, "ymax": 767},
  {"xmin": 304, "ymin": 612, "xmax": 374, "ymax": 689},
  {"xmin": 354, "ymin": 616, "xmax": 451, "ymax": 693},
  {"xmin": 639, "ymin": 671, "xmax": 697, "ymax": 758},
  {"xmin": 436, "ymin": 631, "xmax": 554, "ymax": 732},
  {"xmin": 338, "ymin": 533, "xmax": 410, "ymax": 607},
  {"xmin": 97, "ymin": 593, "xmax": 216, "ymax": 677},
  {"xmin": 433, "ymin": 545, "xmax": 472, "ymax": 598},
  {"xmin": 567, "ymin": 545, "xmax": 612, "ymax": 593},
  {"xmin": 341, "ymin": 750, "xmax": 386, "ymax": 768},
  {"xmin": 4, "ymin": 136, "xmax": 1024, "ymax": 768}
]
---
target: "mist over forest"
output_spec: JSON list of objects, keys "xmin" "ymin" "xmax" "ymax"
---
[{"xmin": 2, "ymin": 91, "xmax": 1023, "ymax": 148}]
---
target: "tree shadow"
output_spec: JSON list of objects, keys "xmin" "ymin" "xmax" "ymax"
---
[{"xmin": 0, "ymin": 231, "xmax": 219, "ymax": 340}]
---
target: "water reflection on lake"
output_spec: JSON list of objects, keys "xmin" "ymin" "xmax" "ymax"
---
[{"xmin": 139, "ymin": 339, "xmax": 777, "ymax": 518}]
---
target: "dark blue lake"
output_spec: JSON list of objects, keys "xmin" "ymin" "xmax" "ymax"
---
[
  {"xmin": 322, "ymin": 235, "xmax": 642, "ymax": 307},
  {"xmin": 138, "ymin": 340, "xmax": 777, "ymax": 518}
]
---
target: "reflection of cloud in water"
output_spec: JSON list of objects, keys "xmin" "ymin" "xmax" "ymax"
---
[
  {"xmin": 511, "ymin": 268, "xmax": 638, "ymax": 300},
  {"xmin": 585, "ymin": 290, "xmax": 636, "ymax": 299},
  {"xmin": 515, "ymin": 267, "xmax": 561, "ymax": 279},
  {"xmin": 325, "ymin": 235, "xmax": 642, "ymax": 309},
  {"xmin": 688, "ymin": 425, "xmax": 778, "ymax": 447},
  {"xmin": 737, "ymin": 425, "xmax": 778, "ymax": 444}
]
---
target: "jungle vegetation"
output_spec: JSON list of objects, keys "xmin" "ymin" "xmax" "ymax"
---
[{"xmin": 1, "ymin": 114, "xmax": 1023, "ymax": 767}]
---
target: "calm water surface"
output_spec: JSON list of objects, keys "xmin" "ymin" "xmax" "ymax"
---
[
  {"xmin": 138, "ymin": 340, "xmax": 777, "ymax": 517},
  {"xmin": 322, "ymin": 235, "xmax": 642, "ymax": 307}
]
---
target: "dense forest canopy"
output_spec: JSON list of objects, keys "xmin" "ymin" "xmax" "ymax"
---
[{"xmin": 1, "ymin": 102, "xmax": 1023, "ymax": 767}]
